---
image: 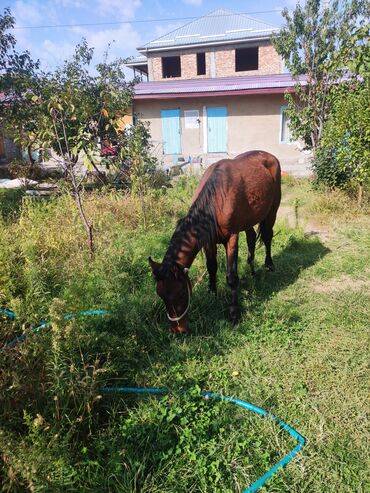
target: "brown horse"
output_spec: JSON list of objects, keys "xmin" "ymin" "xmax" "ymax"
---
[{"xmin": 149, "ymin": 150, "xmax": 281, "ymax": 334}]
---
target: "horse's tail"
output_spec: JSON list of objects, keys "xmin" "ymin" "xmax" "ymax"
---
[{"xmin": 256, "ymin": 224, "xmax": 263, "ymax": 246}]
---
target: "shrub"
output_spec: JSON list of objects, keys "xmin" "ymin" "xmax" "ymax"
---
[
  {"xmin": 312, "ymin": 146, "xmax": 350, "ymax": 188},
  {"xmin": 8, "ymin": 158, "xmax": 43, "ymax": 183},
  {"xmin": 313, "ymin": 83, "xmax": 370, "ymax": 200}
]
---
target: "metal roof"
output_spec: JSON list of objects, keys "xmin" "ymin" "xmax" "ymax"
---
[
  {"xmin": 125, "ymin": 55, "xmax": 148, "ymax": 66},
  {"xmin": 138, "ymin": 9, "xmax": 278, "ymax": 52},
  {"xmin": 134, "ymin": 74, "xmax": 306, "ymax": 99}
]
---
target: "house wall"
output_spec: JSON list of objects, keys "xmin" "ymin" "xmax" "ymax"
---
[
  {"xmin": 148, "ymin": 41, "xmax": 282, "ymax": 81},
  {"xmin": 134, "ymin": 94, "xmax": 311, "ymax": 175}
]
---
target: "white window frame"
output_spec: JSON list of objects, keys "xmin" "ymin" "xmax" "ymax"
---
[
  {"xmin": 280, "ymin": 105, "xmax": 293, "ymax": 144},
  {"xmin": 184, "ymin": 110, "xmax": 200, "ymax": 129}
]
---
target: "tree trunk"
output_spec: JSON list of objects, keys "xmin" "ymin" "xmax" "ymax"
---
[
  {"xmin": 27, "ymin": 145, "xmax": 35, "ymax": 166},
  {"xmin": 90, "ymin": 159, "xmax": 107, "ymax": 184}
]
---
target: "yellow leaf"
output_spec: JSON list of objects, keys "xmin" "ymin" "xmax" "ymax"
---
[
  {"xmin": 83, "ymin": 155, "xmax": 93, "ymax": 170},
  {"xmin": 101, "ymin": 108, "xmax": 109, "ymax": 117}
]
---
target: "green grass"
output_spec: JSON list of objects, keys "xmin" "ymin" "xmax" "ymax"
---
[{"xmin": 0, "ymin": 179, "xmax": 369, "ymax": 492}]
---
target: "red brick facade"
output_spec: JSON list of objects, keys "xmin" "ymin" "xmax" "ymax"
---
[{"xmin": 149, "ymin": 42, "xmax": 281, "ymax": 81}]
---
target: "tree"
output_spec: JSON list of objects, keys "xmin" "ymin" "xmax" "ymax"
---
[
  {"xmin": 1, "ymin": 17, "xmax": 135, "ymax": 254},
  {"xmin": 0, "ymin": 8, "xmax": 41, "ymax": 165},
  {"xmin": 1, "ymin": 11, "xmax": 161, "ymax": 252},
  {"xmin": 313, "ymin": 23, "xmax": 370, "ymax": 201},
  {"xmin": 0, "ymin": 7, "xmax": 15, "ymax": 70},
  {"xmin": 272, "ymin": 0, "xmax": 368, "ymax": 153},
  {"xmin": 31, "ymin": 40, "xmax": 135, "ymax": 254}
]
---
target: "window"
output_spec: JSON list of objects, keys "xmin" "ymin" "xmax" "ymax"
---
[
  {"xmin": 162, "ymin": 56, "xmax": 181, "ymax": 78},
  {"xmin": 280, "ymin": 106, "xmax": 292, "ymax": 143},
  {"xmin": 197, "ymin": 52, "xmax": 206, "ymax": 75},
  {"xmin": 235, "ymin": 47, "xmax": 258, "ymax": 72},
  {"xmin": 184, "ymin": 110, "xmax": 199, "ymax": 128}
]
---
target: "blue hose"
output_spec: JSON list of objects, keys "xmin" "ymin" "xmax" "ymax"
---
[
  {"xmin": 1, "ymin": 309, "xmax": 107, "ymax": 348},
  {"xmin": 0, "ymin": 308, "xmax": 17, "ymax": 318},
  {"xmin": 102, "ymin": 386, "xmax": 305, "ymax": 493},
  {"xmin": 2, "ymin": 309, "xmax": 305, "ymax": 491}
]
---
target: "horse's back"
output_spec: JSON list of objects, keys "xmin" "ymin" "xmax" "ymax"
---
[
  {"xmin": 234, "ymin": 150, "xmax": 281, "ymax": 184},
  {"xmin": 193, "ymin": 150, "xmax": 281, "ymax": 236}
]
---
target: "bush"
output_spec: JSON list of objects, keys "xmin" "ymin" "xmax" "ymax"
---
[
  {"xmin": 8, "ymin": 158, "xmax": 42, "ymax": 183},
  {"xmin": 313, "ymin": 83, "xmax": 370, "ymax": 198},
  {"xmin": 312, "ymin": 146, "xmax": 350, "ymax": 188}
]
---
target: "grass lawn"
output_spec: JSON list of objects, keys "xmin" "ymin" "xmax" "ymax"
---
[{"xmin": 0, "ymin": 178, "xmax": 369, "ymax": 492}]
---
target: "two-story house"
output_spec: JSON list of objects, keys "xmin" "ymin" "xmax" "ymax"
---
[{"xmin": 126, "ymin": 9, "xmax": 310, "ymax": 175}]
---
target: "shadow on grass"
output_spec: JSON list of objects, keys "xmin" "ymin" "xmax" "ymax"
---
[
  {"xmin": 242, "ymin": 235, "xmax": 330, "ymax": 302},
  {"xmin": 99, "ymin": 234, "xmax": 330, "ymax": 388}
]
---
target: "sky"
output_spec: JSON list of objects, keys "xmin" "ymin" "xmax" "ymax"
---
[{"xmin": 2, "ymin": 0, "xmax": 299, "ymax": 78}]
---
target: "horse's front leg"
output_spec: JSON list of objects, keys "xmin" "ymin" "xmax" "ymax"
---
[
  {"xmin": 225, "ymin": 234, "xmax": 240, "ymax": 325},
  {"xmin": 204, "ymin": 243, "xmax": 218, "ymax": 294}
]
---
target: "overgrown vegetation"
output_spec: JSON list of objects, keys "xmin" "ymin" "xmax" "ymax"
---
[
  {"xmin": 0, "ymin": 5, "xmax": 369, "ymax": 490},
  {"xmin": 0, "ymin": 8, "xmax": 163, "ymax": 254},
  {"xmin": 0, "ymin": 178, "xmax": 369, "ymax": 492},
  {"xmin": 273, "ymin": 0, "xmax": 370, "ymax": 197}
]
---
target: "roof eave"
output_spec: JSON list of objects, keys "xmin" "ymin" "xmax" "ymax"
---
[
  {"xmin": 137, "ymin": 34, "xmax": 275, "ymax": 54},
  {"xmin": 125, "ymin": 61, "xmax": 148, "ymax": 68},
  {"xmin": 134, "ymin": 87, "xmax": 296, "ymax": 100}
]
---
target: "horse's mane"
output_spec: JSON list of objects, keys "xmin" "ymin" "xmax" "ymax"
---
[{"xmin": 162, "ymin": 166, "xmax": 222, "ymax": 268}]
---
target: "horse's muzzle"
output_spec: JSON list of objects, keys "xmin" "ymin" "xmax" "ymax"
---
[{"xmin": 169, "ymin": 317, "xmax": 189, "ymax": 334}]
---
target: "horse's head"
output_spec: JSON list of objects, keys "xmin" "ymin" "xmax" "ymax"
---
[{"xmin": 148, "ymin": 257, "xmax": 191, "ymax": 334}]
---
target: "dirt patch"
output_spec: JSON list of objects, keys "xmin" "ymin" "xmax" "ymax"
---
[
  {"xmin": 312, "ymin": 275, "xmax": 370, "ymax": 294},
  {"xmin": 277, "ymin": 206, "xmax": 296, "ymax": 228},
  {"xmin": 303, "ymin": 220, "xmax": 331, "ymax": 242},
  {"xmin": 278, "ymin": 205, "xmax": 331, "ymax": 242}
]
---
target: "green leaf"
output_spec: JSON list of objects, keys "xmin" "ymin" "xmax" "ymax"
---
[{"xmin": 83, "ymin": 154, "xmax": 93, "ymax": 170}]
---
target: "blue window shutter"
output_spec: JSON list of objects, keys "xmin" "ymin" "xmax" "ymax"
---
[
  {"xmin": 207, "ymin": 106, "xmax": 227, "ymax": 153},
  {"xmin": 161, "ymin": 109, "xmax": 181, "ymax": 154}
]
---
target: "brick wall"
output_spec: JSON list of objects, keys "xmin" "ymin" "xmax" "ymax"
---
[
  {"xmin": 215, "ymin": 44, "xmax": 280, "ymax": 77},
  {"xmin": 149, "ymin": 42, "xmax": 281, "ymax": 81},
  {"xmin": 151, "ymin": 51, "xmax": 211, "ymax": 81}
]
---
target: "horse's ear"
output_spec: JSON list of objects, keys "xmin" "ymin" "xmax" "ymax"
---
[{"xmin": 148, "ymin": 257, "xmax": 162, "ymax": 280}]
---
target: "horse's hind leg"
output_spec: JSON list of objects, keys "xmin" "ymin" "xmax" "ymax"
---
[
  {"xmin": 225, "ymin": 234, "xmax": 240, "ymax": 325},
  {"xmin": 246, "ymin": 227, "xmax": 256, "ymax": 276},
  {"xmin": 260, "ymin": 213, "xmax": 277, "ymax": 272},
  {"xmin": 204, "ymin": 243, "xmax": 218, "ymax": 293}
]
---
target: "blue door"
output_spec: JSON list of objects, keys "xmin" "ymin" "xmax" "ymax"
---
[
  {"xmin": 161, "ymin": 109, "xmax": 181, "ymax": 155},
  {"xmin": 207, "ymin": 106, "xmax": 227, "ymax": 153}
]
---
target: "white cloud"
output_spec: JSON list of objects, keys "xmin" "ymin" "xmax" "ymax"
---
[
  {"xmin": 96, "ymin": 0, "xmax": 141, "ymax": 19},
  {"xmin": 37, "ymin": 24, "xmax": 141, "ymax": 71},
  {"xmin": 13, "ymin": 0, "xmax": 58, "ymax": 26},
  {"xmin": 42, "ymin": 38, "xmax": 76, "ymax": 65},
  {"xmin": 55, "ymin": 0, "xmax": 86, "ymax": 7},
  {"xmin": 12, "ymin": 0, "xmax": 60, "ymax": 67},
  {"xmin": 153, "ymin": 22, "xmax": 183, "ymax": 39},
  {"xmin": 10, "ymin": 0, "xmax": 142, "ymax": 71},
  {"xmin": 182, "ymin": 0, "xmax": 203, "ymax": 6},
  {"xmin": 86, "ymin": 24, "xmax": 141, "ymax": 58}
]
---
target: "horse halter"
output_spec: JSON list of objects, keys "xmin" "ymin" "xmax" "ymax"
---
[{"xmin": 166, "ymin": 272, "xmax": 192, "ymax": 323}]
